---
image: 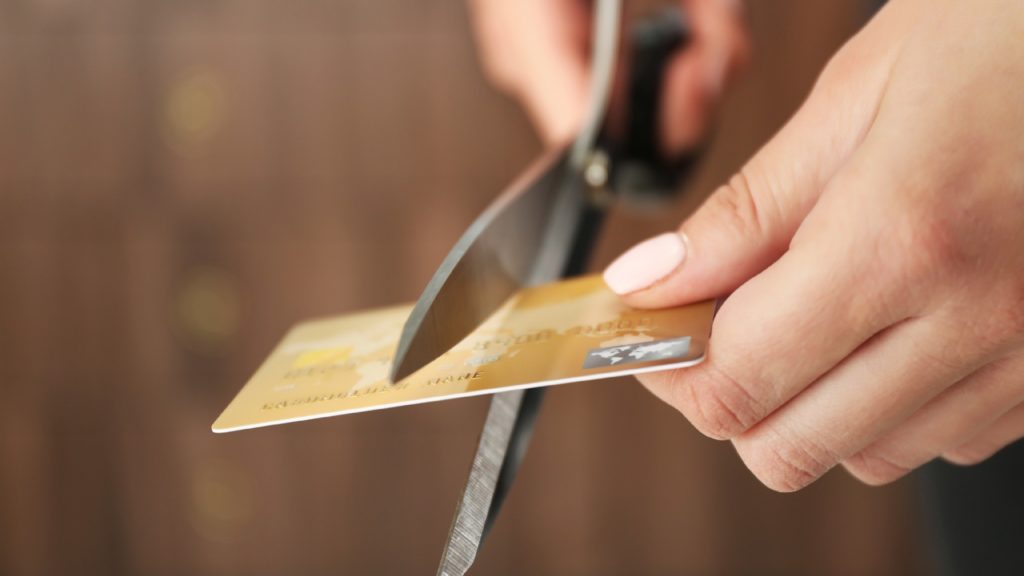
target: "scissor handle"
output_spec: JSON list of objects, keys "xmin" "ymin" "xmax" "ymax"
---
[{"xmin": 612, "ymin": 7, "xmax": 703, "ymax": 199}]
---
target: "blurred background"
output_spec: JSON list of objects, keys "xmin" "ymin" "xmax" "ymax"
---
[{"xmin": 0, "ymin": 0, "xmax": 932, "ymax": 574}]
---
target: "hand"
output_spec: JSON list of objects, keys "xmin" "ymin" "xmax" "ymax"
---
[
  {"xmin": 602, "ymin": 0, "xmax": 1024, "ymax": 491},
  {"xmin": 467, "ymin": 0, "xmax": 749, "ymax": 153}
]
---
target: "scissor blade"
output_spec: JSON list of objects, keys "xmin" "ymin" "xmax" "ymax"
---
[
  {"xmin": 435, "ymin": 390, "xmax": 524, "ymax": 576},
  {"xmin": 390, "ymin": 149, "xmax": 583, "ymax": 383}
]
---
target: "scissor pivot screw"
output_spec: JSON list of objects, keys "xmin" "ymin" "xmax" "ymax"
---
[
  {"xmin": 582, "ymin": 150, "xmax": 615, "ymax": 208},
  {"xmin": 583, "ymin": 150, "xmax": 610, "ymax": 188}
]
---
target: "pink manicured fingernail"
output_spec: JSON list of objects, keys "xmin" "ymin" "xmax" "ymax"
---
[{"xmin": 603, "ymin": 232, "xmax": 687, "ymax": 295}]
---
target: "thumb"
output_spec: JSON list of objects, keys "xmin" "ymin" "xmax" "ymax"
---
[{"xmin": 603, "ymin": 40, "xmax": 898, "ymax": 308}]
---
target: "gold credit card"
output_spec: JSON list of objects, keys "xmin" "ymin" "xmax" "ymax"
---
[{"xmin": 213, "ymin": 275, "xmax": 714, "ymax": 432}]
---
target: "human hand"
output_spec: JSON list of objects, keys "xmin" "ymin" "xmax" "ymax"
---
[
  {"xmin": 602, "ymin": 0, "xmax": 1024, "ymax": 491},
  {"xmin": 467, "ymin": 0, "xmax": 749, "ymax": 153}
]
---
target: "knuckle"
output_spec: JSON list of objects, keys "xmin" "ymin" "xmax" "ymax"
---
[
  {"xmin": 904, "ymin": 323, "xmax": 969, "ymax": 373},
  {"xmin": 673, "ymin": 362, "xmax": 763, "ymax": 440},
  {"xmin": 842, "ymin": 450, "xmax": 913, "ymax": 486},
  {"xmin": 737, "ymin": 427, "xmax": 836, "ymax": 493},
  {"xmin": 958, "ymin": 280, "xmax": 1024, "ymax": 360},
  {"xmin": 701, "ymin": 170, "xmax": 775, "ymax": 243},
  {"xmin": 887, "ymin": 201, "xmax": 968, "ymax": 284}
]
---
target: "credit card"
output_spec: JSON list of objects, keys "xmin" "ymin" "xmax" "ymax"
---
[{"xmin": 213, "ymin": 275, "xmax": 714, "ymax": 432}]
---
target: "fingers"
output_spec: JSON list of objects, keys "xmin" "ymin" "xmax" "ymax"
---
[
  {"xmin": 842, "ymin": 354, "xmax": 1024, "ymax": 484},
  {"xmin": 732, "ymin": 313, "xmax": 986, "ymax": 492},
  {"xmin": 659, "ymin": 0, "xmax": 750, "ymax": 153},
  {"xmin": 469, "ymin": 0, "xmax": 751, "ymax": 150},
  {"xmin": 631, "ymin": 118, "xmax": 930, "ymax": 441},
  {"xmin": 634, "ymin": 120, "xmax": 1024, "ymax": 490},
  {"xmin": 636, "ymin": 205, "xmax": 911, "ymax": 440},
  {"xmin": 467, "ymin": 0, "xmax": 591, "ymax": 146},
  {"xmin": 944, "ymin": 402, "xmax": 1024, "ymax": 466},
  {"xmin": 618, "ymin": 0, "xmax": 1024, "ymax": 494}
]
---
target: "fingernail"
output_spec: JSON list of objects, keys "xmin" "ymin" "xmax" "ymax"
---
[{"xmin": 603, "ymin": 233, "xmax": 687, "ymax": 295}]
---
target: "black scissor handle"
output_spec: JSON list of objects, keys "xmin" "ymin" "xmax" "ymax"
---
[{"xmin": 611, "ymin": 7, "xmax": 703, "ymax": 200}]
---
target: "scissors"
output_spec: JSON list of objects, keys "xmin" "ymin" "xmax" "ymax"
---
[{"xmin": 389, "ymin": 1, "xmax": 701, "ymax": 574}]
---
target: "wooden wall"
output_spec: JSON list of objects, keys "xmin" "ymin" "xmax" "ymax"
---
[{"xmin": 0, "ymin": 1, "xmax": 931, "ymax": 574}]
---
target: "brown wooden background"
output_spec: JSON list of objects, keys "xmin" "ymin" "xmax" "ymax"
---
[{"xmin": 0, "ymin": 1, "xmax": 932, "ymax": 574}]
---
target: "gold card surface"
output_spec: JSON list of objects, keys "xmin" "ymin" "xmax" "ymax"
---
[{"xmin": 213, "ymin": 275, "xmax": 714, "ymax": 432}]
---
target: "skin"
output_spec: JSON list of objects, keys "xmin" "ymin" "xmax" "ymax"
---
[
  {"xmin": 470, "ymin": 0, "xmax": 1024, "ymax": 492},
  {"xmin": 467, "ymin": 0, "xmax": 750, "ymax": 152}
]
